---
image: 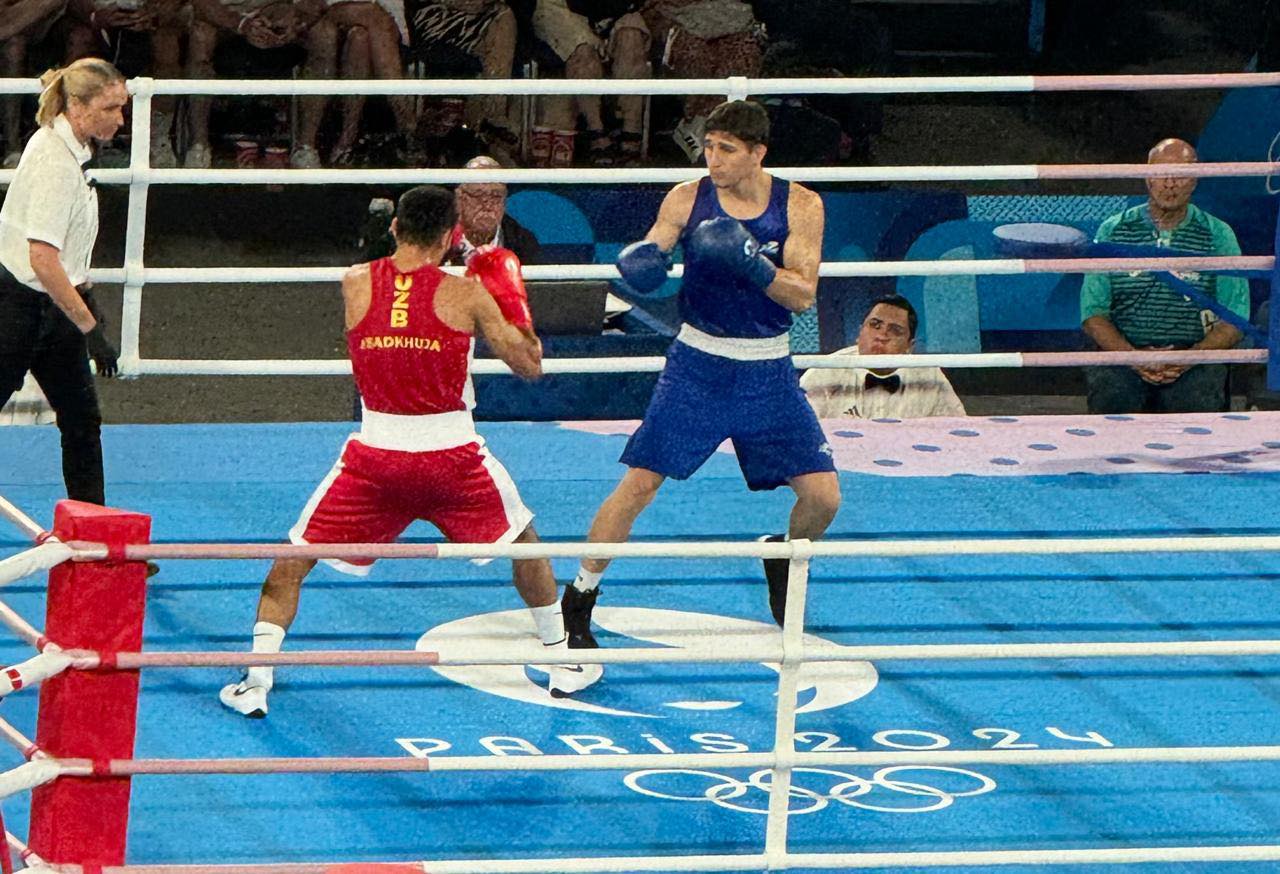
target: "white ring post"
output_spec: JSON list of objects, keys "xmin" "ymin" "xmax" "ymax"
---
[
  {"xmin": 120, "ymin": 77, "xmax": 155, "ymax": 377},
  {"xmin": 763, "ymin": 539, "xmax": 811, "ymax": 867}
]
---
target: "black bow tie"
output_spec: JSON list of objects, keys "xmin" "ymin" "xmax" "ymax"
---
[{"xmin": 864, "ymin": 372, "xmax": 902, "ymax": 393}]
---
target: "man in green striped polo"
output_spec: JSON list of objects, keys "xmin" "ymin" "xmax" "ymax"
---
[{"xmin": 1080, "ymin": 138, "xmax": 1250, "ymax": 414}]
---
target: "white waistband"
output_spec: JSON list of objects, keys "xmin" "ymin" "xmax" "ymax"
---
[
  {"xmin": 676, "ymin": 324, "xmax": 791, "ymax": 361},
  {"xmin": 358, "ymin": 407, "xmax": 480, "ymax": 452}
]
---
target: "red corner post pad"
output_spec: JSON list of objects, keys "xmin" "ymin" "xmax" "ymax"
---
[{"xmin": 29, "ymin": 500, "xmax": 151, "ymax": 866}]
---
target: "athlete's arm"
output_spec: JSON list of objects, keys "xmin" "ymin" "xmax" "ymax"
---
[
  {"xmin": 465, "ymin": 278, "xmax": 543, "ymax": 380},
  {"xmin": 767, "ymin": 185, "xmax": 824, "ymax": 313},
  {"xmin": 614, "ymin": 182, "xmax": 696, "ymax": 295},
  {"xmin": 341, "ymin": 263, "xmax": 373, "ymax": 330},
  {"xmin": 646, "ymin": 181, "xmax": 698, "ymax": 252}
]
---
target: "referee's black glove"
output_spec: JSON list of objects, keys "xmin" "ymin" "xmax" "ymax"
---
[{"xmin": 84, "ymin": 325, "xmax": 119, "ymax": 378}]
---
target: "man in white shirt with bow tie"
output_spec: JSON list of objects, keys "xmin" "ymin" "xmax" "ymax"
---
[{"xmin": 801, "ymin": 294, "xmax": 966, "ymax": 419}]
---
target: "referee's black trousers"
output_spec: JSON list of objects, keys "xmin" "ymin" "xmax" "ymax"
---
[{"xmin": 0, "ymin": 274, "xmax": 105, "ymax": 506}]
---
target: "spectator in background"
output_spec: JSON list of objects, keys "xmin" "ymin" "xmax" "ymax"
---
[
  {"xmin": 409, "ymin": 0, "xmax": 520, "ymax": 162},
  {"xmin": 1081, "ymin": 138, "xmax": 1250, "ymax": 414},
  {"xmin": 62, "ymin": 0, "xmax": 189, "ymax": 167},
  {"xmin": 297, "ymin": 1, "xmax": 418, "ymax": 167},
  {"xmin": 753, "ymin": 0, "xmax": 891, "ymax": 164},
  {"xmin": 802, "ymin": 294, "xmax": 965, "ymax": 419},
  {"xmin": 2, "ymin": 0, "xmax": 69, "ymax": 169},
  {"xmin": 185, "ymin": 0, "xmax": 309, "ymax": 168},
  {"xmin": 361, "ymin": 156, "xmax": 540, "ymax": 263},
  {"xmin": 446, "ymin": 154, "xmax": 540, "ymax": 264},
  {"xmin": 641, "ymin": 0, "xmax": 764, "ymax": 162},
  {"xmin": 530, "ymin": 0, "xmax": 649, "ymax": 167},
  {"xmin": 186, "ymin": 0, "xmax": 389, "ymax": 168}
]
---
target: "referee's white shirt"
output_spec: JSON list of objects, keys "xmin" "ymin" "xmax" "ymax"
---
[
  {"xmin": 801, "ymin": 344, "xmax": 967, "ymax": 419},
  {"xmin": 0, "ymin": 114, "xmax": 98, "ymax": 292}
]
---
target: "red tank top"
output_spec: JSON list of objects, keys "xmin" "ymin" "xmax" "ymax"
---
[{"xmin": 348, "ymin": 258, "xmax": 475, "ymax": 415}]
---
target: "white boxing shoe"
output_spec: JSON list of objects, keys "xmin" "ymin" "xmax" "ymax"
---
[
  {"xmin": 219, "ymin": 680, "xmax": 268, "ymax": 718},
  {"xmin": 545, "ymin": 660, "xmax": 603, "ymax": 698}
]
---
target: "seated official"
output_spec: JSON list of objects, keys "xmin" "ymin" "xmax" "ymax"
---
[
  {"xmin": 801, "ymin": 294, "xmax": 965, "ymax": 419},
  {"xmin": 362, "ymin": 156, "xmax": 540, "ymax": 264},
  {"xmin": 445, "ymin": 155, "xmax": 540, "ymax": 266},
  {"xmin": 1081, "ymin": 138, "xmax": 1249, "ymax": 414}
]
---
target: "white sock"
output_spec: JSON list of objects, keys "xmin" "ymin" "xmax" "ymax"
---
[
  {"xmin": 529, "ymin": 603, "xmax": 567, "ymax": 647},
  {"xmin": 247, "ymin": 621, "xmax": 285, "ymax": 690},
  {"xmin": 572, "ymin": 567, "xmax": 603, "ymax": 593}
]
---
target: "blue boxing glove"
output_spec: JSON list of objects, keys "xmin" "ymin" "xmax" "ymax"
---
[
  {"xmin": 616, "ymin": 240, "xmax": 672, "ymax": 295},
  {"xmin": 687, "ymin": 217, "xmax": 777, "ymax": 292}
]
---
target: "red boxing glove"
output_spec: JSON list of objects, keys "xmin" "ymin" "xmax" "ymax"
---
[{"xmin": 467, "ymin": 245, "xmax": 533, "ymax": 331}]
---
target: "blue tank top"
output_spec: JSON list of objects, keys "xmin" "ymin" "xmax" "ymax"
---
[{"xmin": 678, "ymin": 175, "xmax": 792, "ymax": 338}]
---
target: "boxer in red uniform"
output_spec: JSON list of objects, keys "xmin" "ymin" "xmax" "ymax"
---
[{"xmin": 220, "ymin": 185, "xmax": 602, "ymax": 718}]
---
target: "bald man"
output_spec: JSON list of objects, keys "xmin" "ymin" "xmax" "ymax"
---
[{"xmin": 1080, "ymin": 138, "xmax": 1250, "ymax": 414}]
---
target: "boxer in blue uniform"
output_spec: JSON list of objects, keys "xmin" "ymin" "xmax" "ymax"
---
[{"xmin": 563, "ymin": 100, "xmax": 839, "ymax": 638}]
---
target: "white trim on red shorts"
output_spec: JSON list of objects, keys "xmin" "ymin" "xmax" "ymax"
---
[
  {"xmin": 288, "ymin": 437, "xmax": 374, "ymax": 577},
  {"xmin": 472, "ymin": 444, "xmax": 534, "ymax": 565}
]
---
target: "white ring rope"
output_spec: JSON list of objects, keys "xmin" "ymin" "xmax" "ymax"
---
[
  {"xmin": 40, "ymin": 161, "xmax": 1277, "ymax": 187},
  {"xmin": 103, "ymin": 638, "xmax": 1280, "ymax": 670},
  {"xmin": 87, "ymin": 255, "xmax": 1276, "ymax": 285},
  {"xmin": 0, "ymin": 496, "xmax": 47, "ymax": 543},
  {"xmin": 131, "ymin": 350, "xmax": 1266, "ymax": 377},
  {"xmin": 0, "ymin": 542, "xmax": 73, "ymax": 589},
  {"xmin": 100, "ymin": 533, "xmax": 1280, "ymax": 562},
  {"xmin": 5, "ymin": 830, "xmax": 49, "ymax": 873},
  {"xmin": 0, "ymin": 651, "xmax": 74, "ymax": 701},
  {"xmin": 60, "ymin": 844, "xmax": 1280, "ymax": 873},
  {"xmin": 46, "ymin": 745, "xmax": 1280, "ymax": 776},
  {"xmin": 8, "ymin": 71, "xmax": 1280, "ymax": 98}
]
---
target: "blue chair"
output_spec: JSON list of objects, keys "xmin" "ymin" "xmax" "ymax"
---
[
  {"xmin": 506, "ymin": 191, "xmax": 596, "ymax": 263},
  {"xmin": 898, "ymin": 220, "xmax": 1092, "ymax": 352}
]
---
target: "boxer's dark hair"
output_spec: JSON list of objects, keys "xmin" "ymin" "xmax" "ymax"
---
[
  {"xmin": 396, "ymin": 185, "xmax": 457, "ymax": 247},
  {"xmin": 705, "ymin": 100, "xmax": 770, "ymax": 148}
]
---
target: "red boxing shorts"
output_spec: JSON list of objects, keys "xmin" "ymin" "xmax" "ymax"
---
[{"xmin": 289, "ymin": 437, "xmax": 534, "ymax": 575}]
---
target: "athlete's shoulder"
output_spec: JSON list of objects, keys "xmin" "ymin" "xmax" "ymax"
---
[
  {"xmin": 787, "ymin": 182, "xmax": 823, "ymax": 211},
  {"xmin": 786, "ymin": 184, "xmax": 825, "ymax": 232},
  {"xmin": 342, "ymin": 261, "xmax": 373, "ymax": 291},
  {"xmin": 436, "ymin": 271, "xmax": 487, "ymax": 312},
  {"xmin": 667, "ymin": 179, "xmax": 702, "ymax": 206}
]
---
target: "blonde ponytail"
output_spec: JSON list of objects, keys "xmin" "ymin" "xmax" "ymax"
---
[{"xmin": 36, "ymin": 58, "xmax": 125, "ymax": 127}]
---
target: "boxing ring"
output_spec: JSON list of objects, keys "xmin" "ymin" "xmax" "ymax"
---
[{"xmin": 1, "ymin": 71, "xmax": 1280, "ymax": 872}]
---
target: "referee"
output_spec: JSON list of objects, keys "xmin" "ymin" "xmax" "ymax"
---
[{"xmin": 0, "ymin": 58, "xmax": 126, "ymax": 506}]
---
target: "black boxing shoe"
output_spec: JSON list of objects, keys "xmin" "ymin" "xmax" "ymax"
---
[
  {"xmin": 561, "ymin": 584, "xmax": 600, "ymax": 649},
  {"xmin": 759, "ymin": 534, "xmax": 789, "ymax": 627}
]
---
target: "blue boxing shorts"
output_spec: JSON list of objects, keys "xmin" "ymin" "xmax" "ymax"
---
[{"xmin": 621, "ymin": 340, "xmax": 835, "ymax": 490}]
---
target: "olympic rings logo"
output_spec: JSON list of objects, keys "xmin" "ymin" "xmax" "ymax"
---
[{"xmin": 622, "ymin": 766, "xmax": 996, "ymax": 815}]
